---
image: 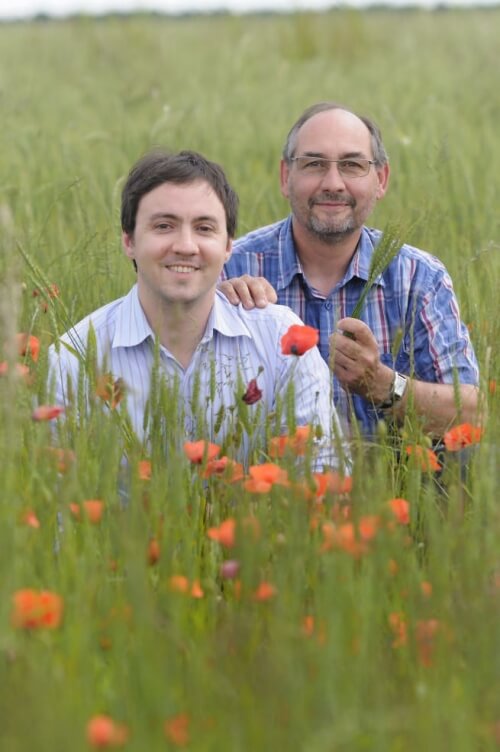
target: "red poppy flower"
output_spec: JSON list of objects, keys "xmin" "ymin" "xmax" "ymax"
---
[
  {"xmin": 32, "ymin": 405, "xmax": 65, "ymax": 421},
  {"xmin": 244, "ymin": 463, "xmax": 289, "ymax": 493},
  {"xmin": 147, "ymin": 538, "xmax": 160, "ymax": 565},
  {"xmin": 252, "ymin": 581, "xmax": 277, "ymax": 602},
  {"xmin": 202, "ymin": 456, "xmax": 244, "ymax": 482},
  {"xmin": 32, "ymin": 284, "xmax": 60, "ymax": 313},
  {"xmin": 443, "ymin": 422, "xmax": 483, "ymax": 452},
  {"xmin": 302, "ymin": 614, "xmax": 327, "ymax": 645},
  {"xmin": 405, "ymin": 444, "xmax": 441, "ymax": 472},
  {"xmin": 358, "ymin": 515, "xmax": 380, "ymax": 542},
  {"xmin": 281, "ymin": 324, "xmax": 319, "ymax": 356},
  {"xmin": 137, "ymin": 459, "xmax": 152, "ymax": 480},
  {"xmin": 11, "ymin": 589, "xmax": 63, "ymax": 629},
  {"xmin": 269, "ymin": 426, "xmax": 311, "ymax": 458},
  {"xmin": 164, "ymin": 713, "xmax": 190, "ymax": 747},
  {"xmin": 388, "ymin": 497, "xmax": 410, "ymax": 525},
  {"xmin": 183, "ymin": 440, "xmax": 220, "ymax": 464},
  {"xmin": 420, "ymin": 581, "xmax": 433, "ymax": 598},
  {"xmin": 69, "ymin": 500, "xmax": 104, "ymax": 524},
  {"xmin": 242, "ymin": 377, "xmax": 263, "ymax": 405},
  {"xmin": 0, "ymin": 361, "xmax": 31, "ymax": 380},
  {"xmin": 207, "ymin": 518, "xmax": 236, "ymax": 548},
  {"xmin": 168, "ymin": 576, "xmax": 204, "ymax": 598},
  {"xmin": 86, "ymin": 715, "xmax": 129, "ymax": 748},
  {"xmin": 388, "ymin": 611, "xmax": 407, "ymax": 648},
  {"xmin": 16, "ymin": 333, "xmax": 40, "ymax": 362},
  {"xmin": 314, "ymin": 471, "xmax": 352, "ymax": 497},
  {"xmin": 22, "ymin": 509, "xmax": 40, "ymax": 528},
  {"xmin": 320, "ymin": 521, "xmax": 367, "ymax": 557}
]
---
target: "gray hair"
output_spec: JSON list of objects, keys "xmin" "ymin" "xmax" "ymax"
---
[{"xmin": 282, "ymin": 102, "xmax": 389, "ymax": 167}]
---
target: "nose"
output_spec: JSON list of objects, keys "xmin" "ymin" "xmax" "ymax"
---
[
  {"xmin": 171, "ymin": 227, "xmax": 198, "ymax": 255},
  {"xmin": 319, "ymin": 162, "xmax": 347, "ymax": 192}
]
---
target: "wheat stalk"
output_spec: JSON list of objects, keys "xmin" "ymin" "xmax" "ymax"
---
[{"xmin": 350, "ymin": 223, "xmax": 404, "ymax": 320}]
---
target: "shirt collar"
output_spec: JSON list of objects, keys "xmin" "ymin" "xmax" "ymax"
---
[
  {"xmin": 342, "ymin": 226, "xmax": 385, "ymax": 286},
  {"xmin": 112, "ymin": 286, "xmax": 253, "ymax": 352},
  {"xmin": 276, "ymin": 215, "xmax": 305, "ymax": 291},
  {"xmin": 283, "ymin": 221, "xmax": 386, "ymax": 290},
  {"xmin": 201, "ymin": 290, "xmax": 254, "ymax": 341},
  {"xmin": 112, "ymin": 285, "xmax": 154, "ymax": 348}
]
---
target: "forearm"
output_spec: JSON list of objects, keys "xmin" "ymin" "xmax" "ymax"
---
[{"xmin": 390, "ymin": 380, "xmax": 480, "ymax": 437}]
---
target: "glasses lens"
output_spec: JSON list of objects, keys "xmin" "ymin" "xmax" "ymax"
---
[
  {"xmin": 338, "ymin": 159, "xmax": 370, "ymax": 177},
  {"xmin": 293, "ymin": 157, "xmax": 372, "ymax": 177},
  {"xmin": 295, "ymin": 157, "xmax": 326, "ymax": 172}
]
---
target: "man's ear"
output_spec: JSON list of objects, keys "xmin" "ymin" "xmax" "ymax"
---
[
  {"xmin": 375, "ymin": 163, "xmax": 390, "ymax": 200},
  {"xmin": 225, "ymin": 238, "xmax": 233, "ymax": 263},
  {"xmin": 280, "ymin": 159, "xmax": 290, "ymax": 199},
  {"xmin": 122, "ymin": 231, "xmax": 135, "ymax": 260}
]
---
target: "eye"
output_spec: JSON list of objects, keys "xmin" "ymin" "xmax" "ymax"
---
[
  {"xmin": 303, "ymin": 159, "xmax": 324, "ymax": 169},
  {"xmin": 197, "ymin": 224, "xmax": 216, "ymax": 234},
  {"xmin": 154, "ymin": 221, "xmax": 172, "ymax": 231}
]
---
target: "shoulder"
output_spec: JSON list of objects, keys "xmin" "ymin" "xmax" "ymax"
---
[
  {"xmin": 234, "ymin": 300, "xmax": 303, "ymax": 333},
  {"xmin": 214, "ymin": 292, "xmax": 302, "ymax": 342},
  {"xmin": 232, "ymin": 217, "xmax": 289, "ymax": 253},
  {"xmin": 365, "ymin": 227, "xmax": 451, "ymax": 283},
  {"xmin": 52, "ymin": 294, "xmax": 127, "ymax": 359}
]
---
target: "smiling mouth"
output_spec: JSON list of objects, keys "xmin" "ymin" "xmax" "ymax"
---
[
  {"xmin": 312, "ymin": 199, "xmax": 352, "ymax": 208},
  {"xmin": 166, "ymin": 265, "xmax": 198, "ymax": 274},
  {"xmin": 310, "ymin": 194, "xmax": 354, "ymax": 209}
]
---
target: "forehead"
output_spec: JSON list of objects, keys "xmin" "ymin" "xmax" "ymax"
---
[
  {"xmin": 294, "ymin": 109, "xmax": 373, "ymax": 157},
  {"xmin": 137, "ymin": 179, "xmax": 225, "ymax": 221}
]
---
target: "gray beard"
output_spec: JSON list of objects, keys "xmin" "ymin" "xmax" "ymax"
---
[{"xmin": 307, "ymin": 215, "xmax": 357, "ymax": 244}]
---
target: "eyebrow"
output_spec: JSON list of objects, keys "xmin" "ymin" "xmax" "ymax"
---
[
  {"xmin": 300, "ymin": 150, "xmax": 368, "ymax": 159},
  {"xmin": 148, "ymin": 212, "xmax": 220, "ymax": 224}
]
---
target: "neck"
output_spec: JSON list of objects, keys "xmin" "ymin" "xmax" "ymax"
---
[
  {"xmin": 292, "ymin": 219, "xmax": 361, "ymax": 296},
  {"xmin": 138, "ymin": 291, "xmax": 213, "ymax": 369}
]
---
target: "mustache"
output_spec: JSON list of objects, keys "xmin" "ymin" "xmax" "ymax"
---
[{"xmin": 309, "ymin": 192, "xmax": 355, "ymax": 207}]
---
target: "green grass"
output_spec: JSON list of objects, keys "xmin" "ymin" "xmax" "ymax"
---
[{"xmin": 0, "ymin": 8, "xmax": 499, "ymax": 751}]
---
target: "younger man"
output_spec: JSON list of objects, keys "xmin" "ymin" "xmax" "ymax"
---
[{"xmin": 49, "ymin": 150, "xmax": 347, "ymax": 470}]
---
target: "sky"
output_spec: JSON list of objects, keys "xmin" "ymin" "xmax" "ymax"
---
[{"xmin": 0, "ymin": 0, "xmax": 496, "ymax": 18}]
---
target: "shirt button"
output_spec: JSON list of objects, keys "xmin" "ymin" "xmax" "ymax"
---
[{"xmin": 324, "ymin": 302, "xmax": 332, "ymax": 310}]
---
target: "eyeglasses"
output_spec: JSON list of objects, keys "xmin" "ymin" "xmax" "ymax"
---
[{"xmin": 290, "ymin": 156, "xmax": 376, "ymax": 178}]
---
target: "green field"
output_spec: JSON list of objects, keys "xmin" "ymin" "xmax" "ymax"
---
[{"xmin": 1, "ymin": 8, "xmax": 499, "ymax": 750}]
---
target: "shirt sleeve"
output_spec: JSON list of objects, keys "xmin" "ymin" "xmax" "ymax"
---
[
  {"xmin": 47, "ymin": 340, "xmax": 81, "ymax": 408},
  {"xmin": 407, "ymin": 267, "xmax": 479, "ymax": 384}
]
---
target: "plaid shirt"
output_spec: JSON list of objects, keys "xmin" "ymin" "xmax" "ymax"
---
[{"xmin": 224, "ymin": 216, "xmax": 479, "ymax": 436}]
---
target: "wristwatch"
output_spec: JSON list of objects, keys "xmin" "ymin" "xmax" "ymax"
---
[{"xmin": 377, "ymin": 371, "xmax": 408, "ymax": 410}]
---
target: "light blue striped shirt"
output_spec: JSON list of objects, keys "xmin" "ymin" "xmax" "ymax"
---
[{"xmin": 48, "ymin": 285, "xmax": 349, "ymax": 470}]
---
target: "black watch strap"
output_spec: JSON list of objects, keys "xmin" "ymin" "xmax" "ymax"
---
[{"xmin": 377, "ymin": 372, "xmax": 408, "ymax": 410}]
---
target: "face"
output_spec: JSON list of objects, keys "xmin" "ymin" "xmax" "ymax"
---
[
  {"xmin": 122, "ymin": 180, "xmax": 232, "ymax": 316},
  {"xmin": 280, "ymin": 109, "xmax": 389, "ymax": 244}
]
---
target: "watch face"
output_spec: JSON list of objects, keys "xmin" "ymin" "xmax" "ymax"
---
[{"xmin": 393, "ymin": 372, "xmax": 408, "ymax": 401}]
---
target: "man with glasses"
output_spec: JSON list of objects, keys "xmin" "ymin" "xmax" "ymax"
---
[{"xmin": 221, "ymin": 102, "xmax": 479, "ymax": 438}]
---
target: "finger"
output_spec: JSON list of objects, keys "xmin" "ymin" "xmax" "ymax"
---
[
  {"xmin": 329, "ymin": 332, "xmax": 359, "ymax": 362},
  {"xmin": 218, "ymin": 281, "xmax": 241, "ymax": 306},
  {"xmin": 233, "ymin": 281, "xmax": 257, "ymax": 310},
  {"xmin": 259, "ymin": 279, "xmax": 278, "ymax": 305},
  {"xmin": 337, "ymin": 317, "xmax": 374, "ymax": 346},
  {"xmin": 244, "ymin": 277, "xmax": 277, "ymax": 308}
]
